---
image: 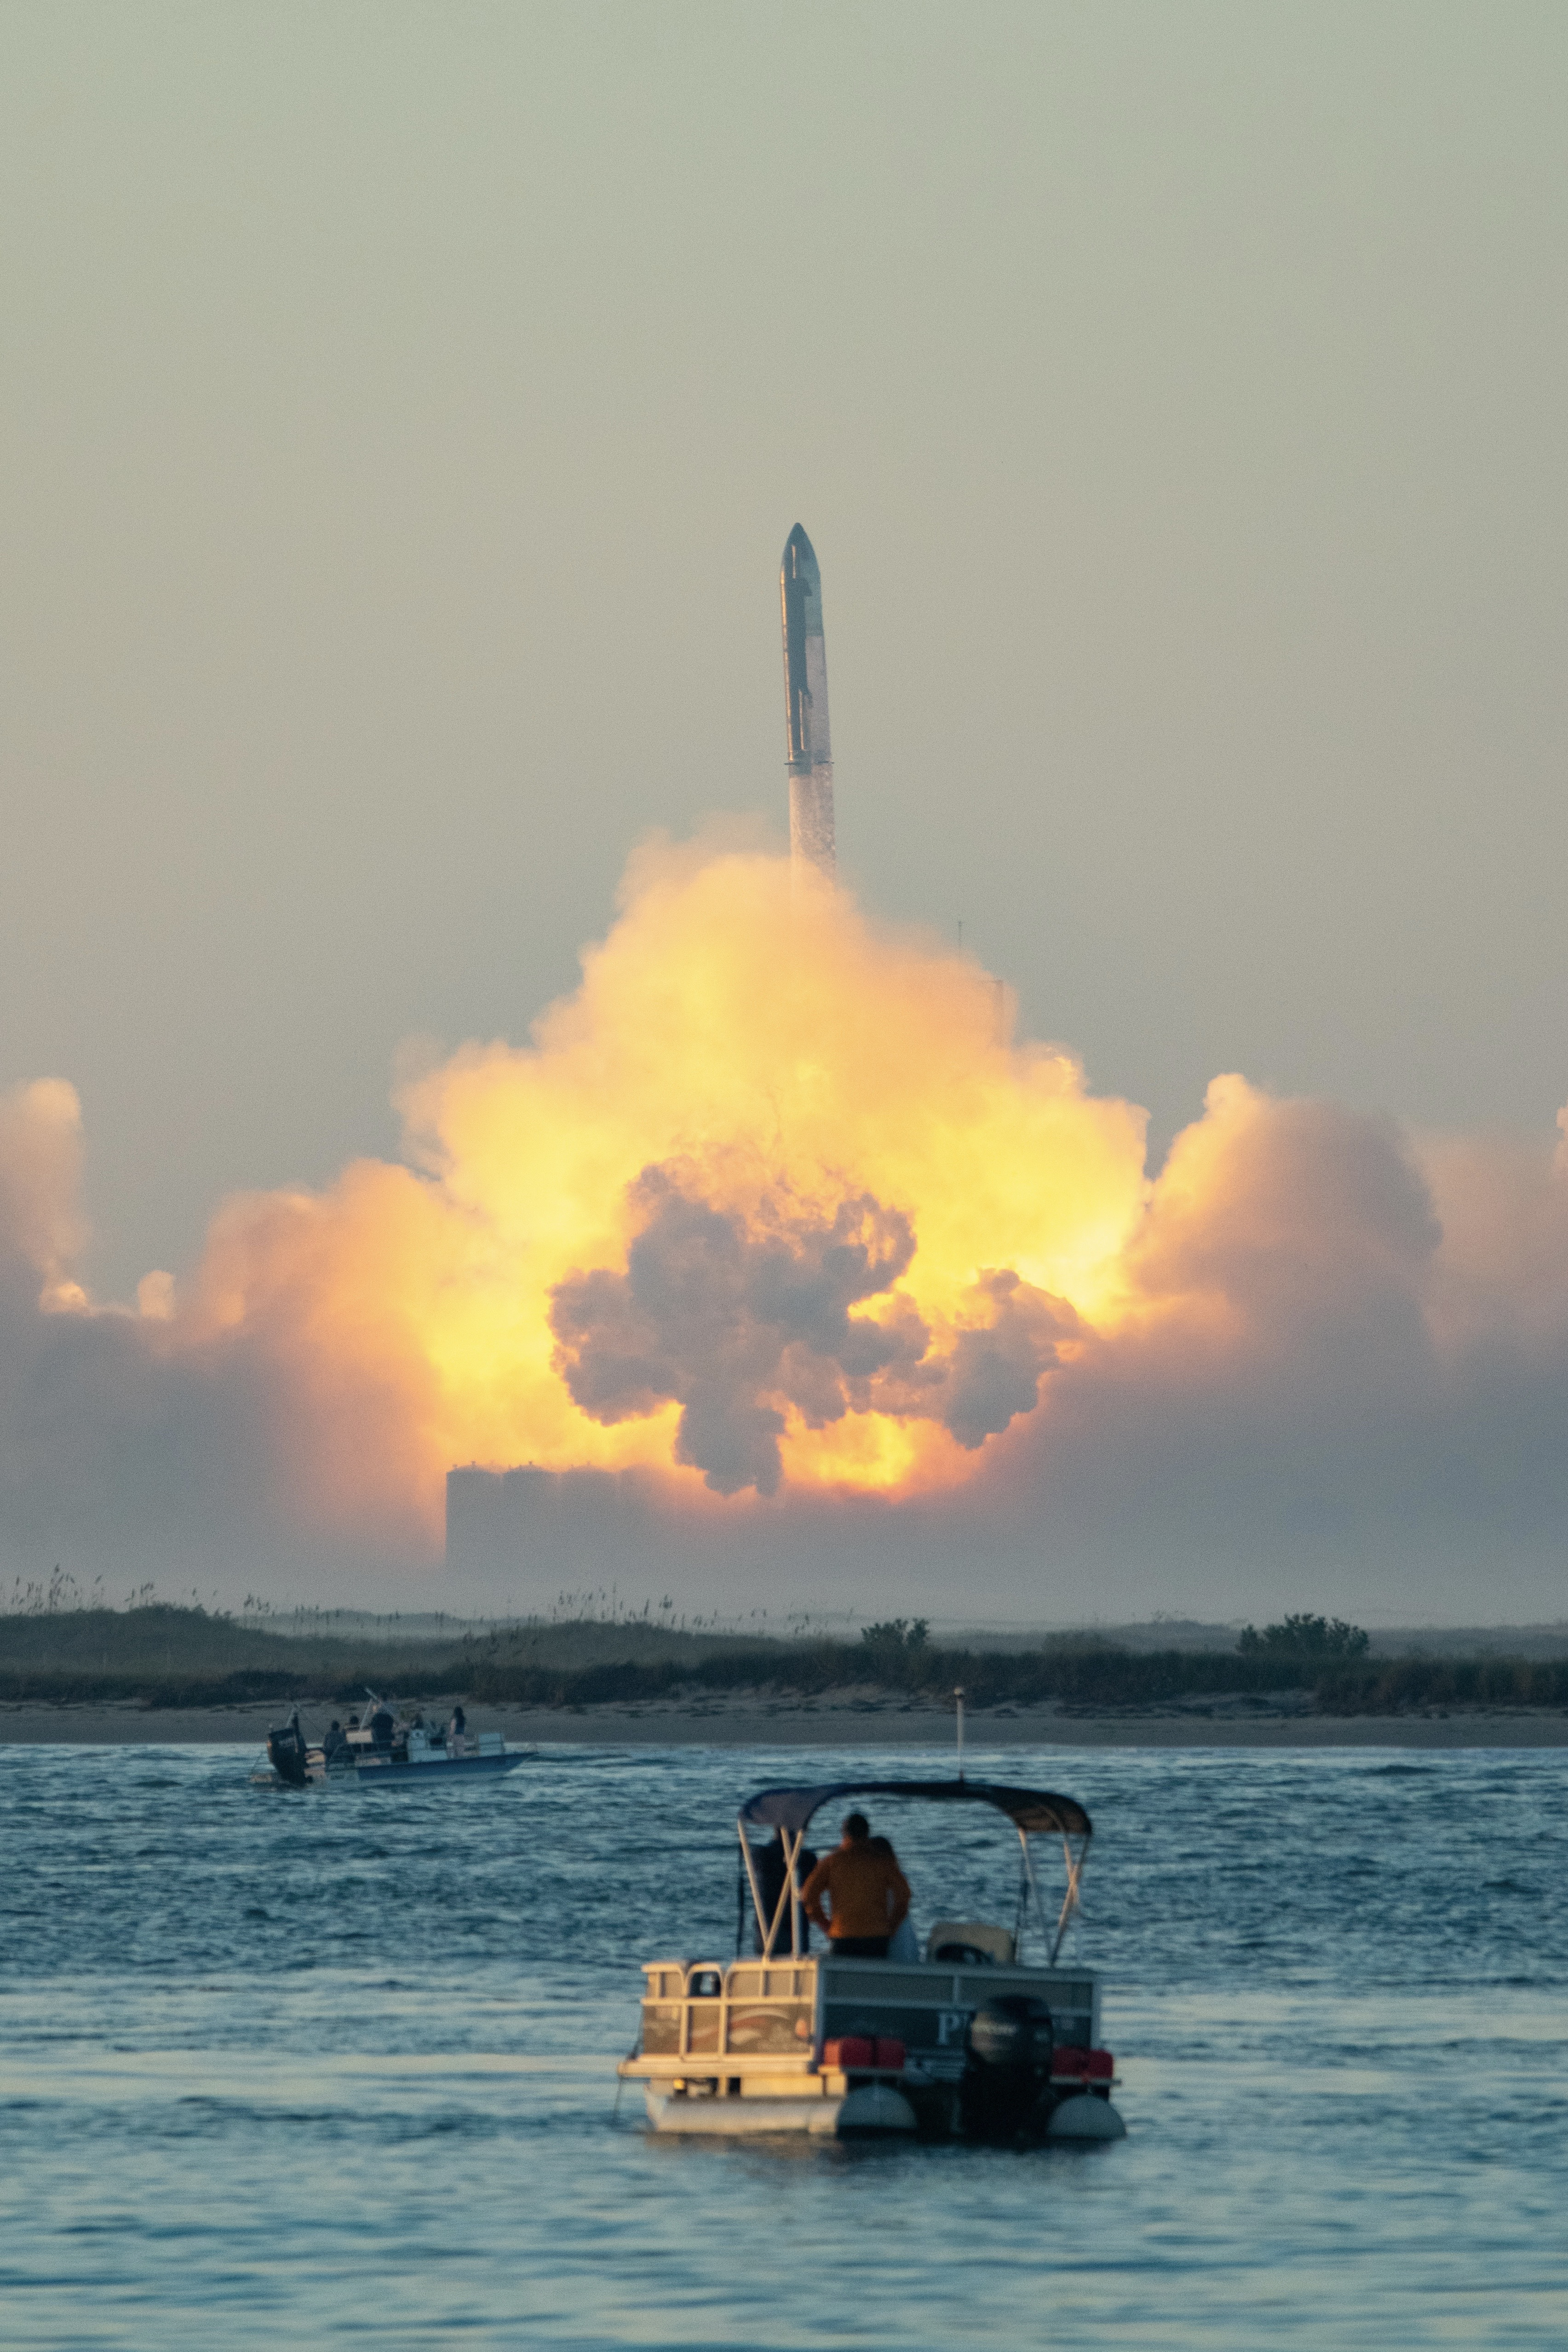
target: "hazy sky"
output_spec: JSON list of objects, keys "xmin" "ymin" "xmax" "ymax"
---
[{"xmin": 4, "ymin": 2, "xmax": 1566, "ymax": 1308}]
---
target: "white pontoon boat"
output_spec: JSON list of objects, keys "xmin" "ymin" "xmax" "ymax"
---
[{"xmin": 618, "ymin": 1777, "xmax": 1126, "ymax": 2141}]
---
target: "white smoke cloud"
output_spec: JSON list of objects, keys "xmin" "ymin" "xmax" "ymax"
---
[
  {"xmin": 0, "ymin": 1078, "xmax": 425, "ymax": 1591},
  {"xmin": 0, "ymin": 1078, "xmax": 91, "ymax": 1313},
  {"xmin": 5, "ymin": 1062, "xmax": 1568, "ymax": 1617},
  {"xmin": 969, "ymin": 1079, "xmax": 1568, "ymax": 1614}
]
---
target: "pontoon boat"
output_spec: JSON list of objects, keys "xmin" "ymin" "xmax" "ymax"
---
[{"xmin": 618, "ymin": 1778, "xmax": 1125, "ymax": 2141}]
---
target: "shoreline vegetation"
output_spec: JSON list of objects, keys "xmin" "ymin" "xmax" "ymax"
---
[{"xmin": 1, "ymin": 1600, "xmax": 1566, "ymax": 1720}]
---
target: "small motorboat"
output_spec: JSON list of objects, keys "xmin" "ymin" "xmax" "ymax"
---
[
  {"xmin": 252, "ymin": 1694, "xmax": 529, "ymax": 1789},
  {"xmin": 617, "ymin": 1775, "xmax": 1126, "ymax": 2142}
]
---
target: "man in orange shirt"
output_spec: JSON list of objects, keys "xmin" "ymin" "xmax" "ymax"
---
[{"xmin": 800, "ymin": 1813, "xmax": 911, "ymax": 1957}]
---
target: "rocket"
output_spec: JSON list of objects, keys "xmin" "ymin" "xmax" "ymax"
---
[{"xmin": 780, "ymin": 524, "xmax": 835, "ymax": 879}]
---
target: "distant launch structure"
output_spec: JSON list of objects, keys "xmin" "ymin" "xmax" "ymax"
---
[{"xmin": 781, "ymin": 524, "xmax": 835, "ymax": 879}]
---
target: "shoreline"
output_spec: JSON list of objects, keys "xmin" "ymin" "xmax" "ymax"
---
[{"xmin": 3, "ymin": 1693, "xmax": 1568, "ymax": 1749}]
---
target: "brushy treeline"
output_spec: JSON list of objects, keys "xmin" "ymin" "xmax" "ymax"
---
[
  {"xmin": 0, "ymin": 1605, "xmax": 1565, "ymax": 1713},
  {"xmin": 457, "ymin": 1639, "xmax": 1568, "ymax": 1715}
]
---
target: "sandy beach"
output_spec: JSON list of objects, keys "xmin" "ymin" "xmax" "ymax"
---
[{"xmin": 3, "ymin": 1692, "xmax": 1567, "ymax": 1749}]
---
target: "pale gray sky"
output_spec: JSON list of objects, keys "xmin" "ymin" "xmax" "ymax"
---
[{"xmin": 4, "ymin": 1, "xmax": 1566, "ymax": 1301}]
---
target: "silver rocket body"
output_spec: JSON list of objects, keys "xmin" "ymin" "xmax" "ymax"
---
[{"xmin": 780, "ymin": 525, "xmax": 835, "ymax": 880}]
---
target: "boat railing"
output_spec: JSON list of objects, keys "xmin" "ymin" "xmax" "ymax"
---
[
  {"xmin": 638, "ymin": 1959, "xmax": 818, "ymax": 2066},
  {"xmin": 634, "ymin": 1950, "xmax": 1100, "ymax": 2075}
]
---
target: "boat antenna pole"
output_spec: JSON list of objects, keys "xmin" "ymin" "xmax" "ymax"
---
[{"xmin": 954, "ymin": 1685, "xmax": 965, "ymax": 1781}]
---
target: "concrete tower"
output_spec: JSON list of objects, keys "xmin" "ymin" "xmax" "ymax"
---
[{"xmin": 780, "ymin": 525, "xmax": 835, "ymax": 879}]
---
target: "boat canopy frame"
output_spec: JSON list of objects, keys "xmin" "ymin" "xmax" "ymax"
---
[{"xmin": 736, "ymin": 1779, "xmax": 1093, "ymax": 1969}]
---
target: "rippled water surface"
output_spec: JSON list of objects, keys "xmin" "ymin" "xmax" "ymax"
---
[{"xmin": 2, "ymin": 1740, "xmax": 1565, "ymax": 2347}]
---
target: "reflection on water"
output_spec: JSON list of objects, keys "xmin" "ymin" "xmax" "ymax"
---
[{"xmin": 0, "ymin": 1741, "xmax": 1564, "ymax": 2346}]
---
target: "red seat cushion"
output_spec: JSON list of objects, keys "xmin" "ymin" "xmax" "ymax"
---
[
  {"xmin": 873, "ymin": 2037, "xmax": 905, "ymax": 2070},
  {"xmin": 823, "ymin": 2036, "xmax": 875, "ymax": 2070},
  {"xmin": 1051, "ymin": 2046, "xmax": 1090, "ymax": 2076},
  {"xmin": 1084, "ymin": 2049, "xmax": 1114, "ymax": 2079}
]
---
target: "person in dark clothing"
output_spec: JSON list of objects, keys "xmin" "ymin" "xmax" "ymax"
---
[
  {"xmin": 322, "ymin": 1720, "xmax": 349, "ymax": 1763},
  {"xmin": 369, "ymin": 1704, "xmax": 395, "ymax": 1749},
  {"xmin": 752, "ymin": 1830, "xmax": 817, "ymax": 1954}
]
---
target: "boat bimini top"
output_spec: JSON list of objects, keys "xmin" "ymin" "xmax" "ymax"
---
[{"xmin": 736, "ymin": 1779, "xmax": 1093, "ymax": 1968}]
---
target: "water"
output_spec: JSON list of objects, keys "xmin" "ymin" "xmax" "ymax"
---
[{"xmin": 2, "ymin": 1740, "xmax": 1565, "ymax": 2347}]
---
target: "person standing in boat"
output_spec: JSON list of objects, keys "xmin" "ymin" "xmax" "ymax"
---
[
  {"xmin": 800, "ymin": 1813, "xmax": 910, "ymax": 1958},
  {"xmin": 448, "ymin": 1703, "xmax": 467, "ymax": 1757}
]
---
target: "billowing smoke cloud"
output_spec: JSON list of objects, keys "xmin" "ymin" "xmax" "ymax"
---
[
  {"xmin": 3, "ymin": 844, "xmax": 1568, "ymax": 1615},
  {"xmin": 0, "ymin": 1079, "xmax": 90, "ymax": 1311},
  {"xmin": 0, "ymin": 1078, "xmax": 437, "ymax": 1586},
  {"xmin": 549, "ymin": 1166, "xmax": 1077, "ymax": 1493}
]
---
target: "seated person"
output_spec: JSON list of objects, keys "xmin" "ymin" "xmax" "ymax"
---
[
  {"xmin": 800, "ymin": 1813, "xmax": 910, "ymax": 1957},
  {"xmin": 753, "ymin": 1830, "xmax": 817, "ymax": 1954}
]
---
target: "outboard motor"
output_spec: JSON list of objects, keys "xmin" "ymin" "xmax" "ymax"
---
[
  {"xmin": 959, "ymin": 1995, "xmax": 1054, "ymax": 2141},
  {"xmin": 266, "ymin": 1710, "xmax": 310, "ymax": 1788}
]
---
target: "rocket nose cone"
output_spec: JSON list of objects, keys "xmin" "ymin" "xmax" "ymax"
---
[{"xmin": 781, "ymin": 522, "xmax": 819, "ymax": 582}]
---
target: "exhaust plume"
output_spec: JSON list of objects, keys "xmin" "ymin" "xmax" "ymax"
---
[
  {"xmin": 175, "ymin": 844, "xmax": 1145, "ymax": 1530},
  {"xmin": 5, "ymin": 841, "xmax": 1568, "ymax": 1613}
]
